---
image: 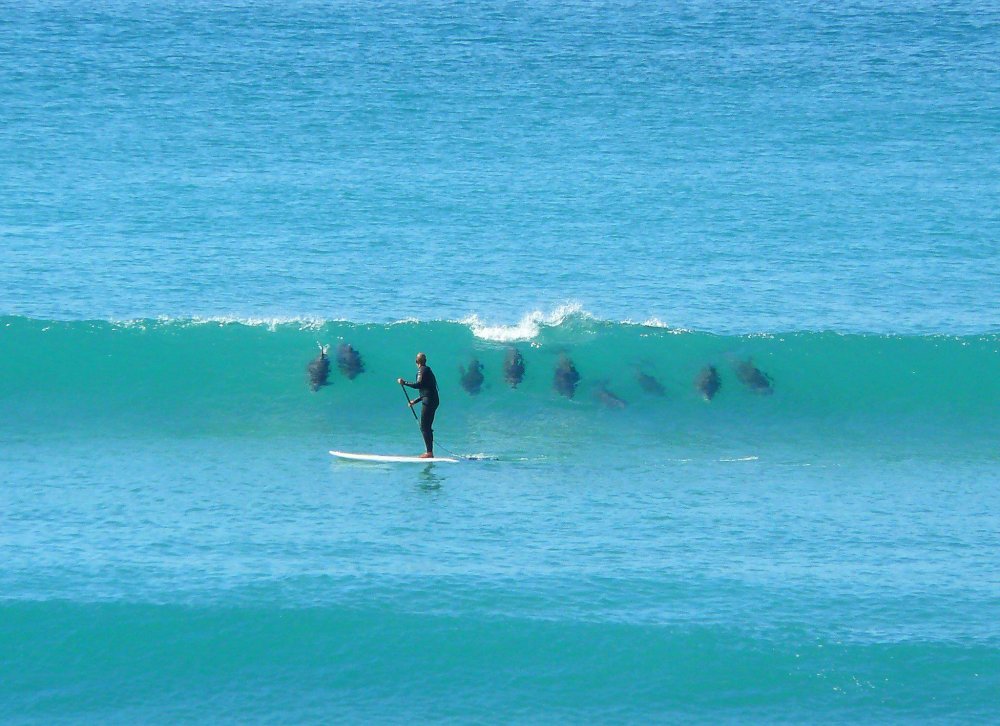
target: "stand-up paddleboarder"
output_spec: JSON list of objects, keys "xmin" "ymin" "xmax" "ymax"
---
[{"xmin": 397, "ymin": 352, "xmax": 440, "ymax": 459}]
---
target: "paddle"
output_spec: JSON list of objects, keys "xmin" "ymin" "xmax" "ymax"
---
[{"xmin": 400, "ymin": 382, "xmax": 420, "ymax": 423}]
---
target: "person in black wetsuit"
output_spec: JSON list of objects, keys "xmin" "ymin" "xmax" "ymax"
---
[{"xmin": 397, "ymin": 352, "xmax": 440, "ymax": 458}]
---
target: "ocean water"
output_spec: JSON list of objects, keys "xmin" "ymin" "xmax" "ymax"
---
[{"xmin": 2, "ymin": 0, "xmax": 999, "ymax": 723}]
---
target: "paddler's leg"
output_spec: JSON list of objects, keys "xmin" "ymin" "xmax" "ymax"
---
[{"xmin": 419, "ymin": 401, "xmax": 437, "ymax": 458}]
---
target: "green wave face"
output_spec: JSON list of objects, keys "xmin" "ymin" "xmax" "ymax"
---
[{"xmin": 2, "ymin": 316, "xmax": 998, "ymax": 450}]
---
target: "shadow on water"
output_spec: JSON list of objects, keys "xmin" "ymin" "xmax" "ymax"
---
[{"xmin": 418, "ymin": 463, "xmax": 445, "ymax": 490}]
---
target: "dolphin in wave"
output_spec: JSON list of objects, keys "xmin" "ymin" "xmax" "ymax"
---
[
  {"xmin": 503, "ymin": 347, "xmax": 525, "ymax": 388},
  {"xmin": 336, "ymin": 343, "xmax": 365, "ymax": 380},
  {"xmin": 636, "ymin": 369, "xmax": 666, "ymax": 396},
  {"xmin": 595, "ymin": 383, "xmax": 627, "ymax": 409},
  {"xmin": 554, "ymin": 355, "xmax": 581, "ymax": 399},
  {"xmin": 460, "ymin": 358, "xmax": 485, "ymax": 395},
  {"xmin": 307, "ymin": 343, "xmax": 330, "ymax": 391},
  {"xmin": 734, "ymin": 359, "xmax": 773, "ymax": 395},
  {"xmin": 694, "ymin": 365, "xmax": 720, "ymax": 401}
]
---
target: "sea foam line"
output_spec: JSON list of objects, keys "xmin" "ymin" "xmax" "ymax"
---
[{"xmin": 110, "ymin": 315, "xmax": 335, "ymax": 331}]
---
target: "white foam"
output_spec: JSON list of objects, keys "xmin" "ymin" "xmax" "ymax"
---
[
  {"xmin": 176, "ymin": 315, "xmax": 331, "ymax": 331},
  {"xmin": 464, "ymin": 314, "xmax": 540, "ymax": 342},
  {"xmin": 109, "ymin": 315, "xmax": 334, "ymax": 331},
  {"xmin": 640, "ymin": 317, "xmax": 691, "ymax": 333},
  {"xmin": 641, "ymin": 317, "xmax": 670, "ymax": 328},
  {"xmin": 465, "ymin": 303, "xmax": 593, "ymax": 342}
]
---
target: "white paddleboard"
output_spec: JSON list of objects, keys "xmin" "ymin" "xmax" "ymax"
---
[{"xmin": 330, "ymin": 450, "xmax": 459, "ymax": 464}]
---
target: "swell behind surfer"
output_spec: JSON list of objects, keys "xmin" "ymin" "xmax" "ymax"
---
[{"xmin": 398, "ymin": 352, "xmax": 440, "ymax": 459}]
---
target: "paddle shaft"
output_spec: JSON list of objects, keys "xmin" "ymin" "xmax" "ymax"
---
[{"xmin": 400, "ymin": 382, "xmax": 420, "ymax": 423}]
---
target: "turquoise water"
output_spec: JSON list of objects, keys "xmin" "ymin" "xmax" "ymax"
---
[{"xmin": 2, "ymin": 0, "xmax": 999, "ymax": 722}]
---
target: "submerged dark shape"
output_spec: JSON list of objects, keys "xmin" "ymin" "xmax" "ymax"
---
[
  {"xmin": 595, "ymin": 384, "xmax": 627, "ymax": 410},
  {"xmin": 503, "ymin": 347, "xmax": 525, "ymax": 388},
  {"xmin": 694, "ymin": 365, "xmax": 721, "ymax": 401},
  {"xmin": 336, "ymin": 342, "xmax": 365, "ymax": 380},
  {"xmin": 636, "ymin": 369, "xmax": 665, "ymax": 396},
  {"xmin": 307, "ymin": 343, "xmax": 331, "ymax": 391},
  {"xmin": 734, "ymin": 359, "xmax": 773, "ymax": 395},
  {"xmin": 459, "ymin": 358, "xmax": 485, "ymax": 395},
  {"xmin": 553, "ymin": 355, "xmax": 581, "ymax": 398}
]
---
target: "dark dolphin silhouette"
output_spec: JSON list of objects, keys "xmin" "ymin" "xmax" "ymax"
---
[
  {"xmin": 336, "ymin": 342, "xmax": 365, "ymax": 380},
  {"xmin": 553, "ymin": 355, "xmax": 581, "ymax": 398},
  {"xmin": 734, "ymin": 359, "xmax": 773, "ymax": 395},
  {"xmin": 503, "ymin": 347, "xmax": 525, "ymax": 388},
  {"xmin": 694, "ymin": 365, "xmax": 720, "ymax": 401},
  {"xmin": 459, "ymin": 358, "xmax": 485, "ymax": 395},
  {"xmin": 307, "ymin": 343, "xmax": 331, "ymax": 391},
  {"xmin": 595, "ymin": 384, "xmax": 627, "ymax": 410},
  {"xmin": 636, "ymin": 369, "xmax": 665, "ymax": 396}
]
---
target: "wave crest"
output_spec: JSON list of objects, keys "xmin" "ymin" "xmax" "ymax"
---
[{"xmin": 464, "ymin": 303, "xmax": 596, "ymax": 342}]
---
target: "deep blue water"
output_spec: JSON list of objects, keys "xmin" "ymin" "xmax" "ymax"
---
[
  {"xmin": 2, "ymin": 0, "xmax": 998, "ymax": 331},
  {"xmin": 1, "ymin": 0, "xmax": 998, "ymax": 722}
]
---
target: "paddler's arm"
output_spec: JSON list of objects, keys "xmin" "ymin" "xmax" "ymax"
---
[
  {"xmin": 398, "ymin": 366, "xmax": 425, "ymax": 390},
  {"xmin": 397, "ymin": 371, "xmax": 424, "ymax": 406}
]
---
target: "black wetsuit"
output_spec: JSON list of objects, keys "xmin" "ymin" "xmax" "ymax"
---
[{"xmin": 402, "ymin": 365, "xmax": 439, "ymax": 453}]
